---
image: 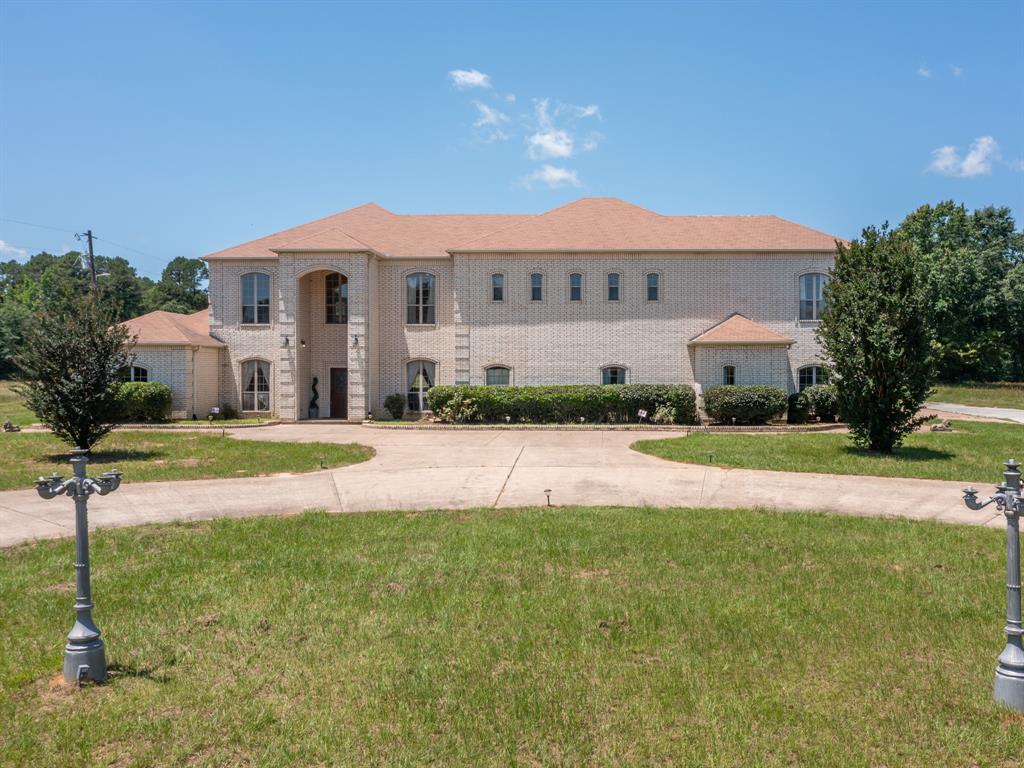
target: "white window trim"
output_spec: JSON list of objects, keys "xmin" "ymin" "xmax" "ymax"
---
[
  {"xmin": 406, "ymin": 358, "xmax": 438, "ymax": 412},
  {"xmin": 797, "ymin": 271, "xmax": 828, "ymax": 323},
  {"xmin": 490, "ymin": 272, "xmax": 506, "ymax": 303},
  {"xmin": 722, "ymin": 364, "xmax": 737, "ymax": 386},
  {"xmin": 797, "ymin": 364, "xmax": 826, "ymax": 390},
  {"xmin": 404, "ymin": 271, "xmax": 438, "ymax": 327},
  {"xmin": 567, "ymin": 272, "xmax": 585, "ymax": 302},
  {"xmin": 645, "ymin": 271, "xmax": 662, "ymax": 303},
  {"xmin": 605, "ymin": 271, "xmax": 623, "ymax": 302},
  {"xmin": 484, "ymin": 365, "xmax": 513, "ymax": 386},
  {"xmin": 600, "ymin": 364, "xmax": 629, "ymax": 385},
  {"xmin": 240, "ymin": 271, "xmax": 272, "ymax": 327},
  {"xmin": 240, "ymin": 358, "xmax": 272, "ymax": 412},
  {"xmin": 324, "ymin": 271, "xmax": 349, "ymax": 325}
]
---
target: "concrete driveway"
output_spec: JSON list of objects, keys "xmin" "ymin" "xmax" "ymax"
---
[{"xmin": 0, "ymin": 424, "xmax": 1005, "ymax": 548}]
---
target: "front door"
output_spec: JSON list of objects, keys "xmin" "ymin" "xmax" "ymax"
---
[{"xmin": 330, "ymin": 368, "xmax": 348, "ymax": 419}]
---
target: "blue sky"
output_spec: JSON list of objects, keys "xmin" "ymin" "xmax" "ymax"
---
[{"xmin": 1, "ymin": 0, "xmax": 1021, "ymax": 278}]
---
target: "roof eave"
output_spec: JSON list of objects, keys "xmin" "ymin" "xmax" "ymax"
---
[{"xmin": 688, "ymin": 339, "xmax": 795, "ymax": 347}]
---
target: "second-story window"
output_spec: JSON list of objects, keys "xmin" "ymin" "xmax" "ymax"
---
[
  {"xmin": 491, "ymin": 273, "xmax": 504, "ymax": 302},
  {"xmin": 406, "ymin": 272, "xmax": 436, "ymax": 324},
  {"xmin": 799, "ymin": 273, "xmax": 827, "ymax": 321},
  {"xmin": 569, "ymin": 273, "xmax": 583, "ymax": 302},
  {"xmin": 531, "ymin": 273, "xmax": 543, "ymax": 301},
  {"xmin": 241, "ymin": 273, "xmax": 270, "ymax": 325},
  {"xmin": 325, "ymin": 273, "xmax": 348, "ymax": 324},
  {"xmin": 607, "ymin": 273, "xmax": 620, "ymax": 301},
  {"xmin": 646, "ymin": 273, "xmax": 659, "ymax": 302}
]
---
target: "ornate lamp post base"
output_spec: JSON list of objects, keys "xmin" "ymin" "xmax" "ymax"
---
[
  {"xmin": 994, "ymin": 662, "xmax": 1024, "ymax": 711},
  {"xmin": 64, "ymin": 634, "xmax": 107, "ymax": 684}
]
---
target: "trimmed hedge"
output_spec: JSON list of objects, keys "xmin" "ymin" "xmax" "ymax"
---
[
  {"xmin": 427, "ymin": 384, "xmax": 697, "ymax": 425},
  {"xmin": 805, "ymin": 384, "xmax": 838, "ymax": 422},
  {"xmin": 703, "ymin": 385, "xmax": 788, "ymax": 425},
  {"xmin": 115, "ymin": 381, "xmax": 172, "ymax": 422},
  {"xmin": 788, "ymin": 390, "xmax": 811, "ymax": 424}
]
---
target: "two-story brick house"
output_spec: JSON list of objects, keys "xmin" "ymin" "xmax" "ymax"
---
[{"xmin": 196, "ymin": 197, "xmax": 839, "ymax": 421}]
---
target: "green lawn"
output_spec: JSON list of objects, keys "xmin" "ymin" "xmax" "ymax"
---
[
  {"xmin": 2, "ymin": 507, "xmax": 1021, "ymax": 767},
  {"xmin": 0, "ymin": 380, "xmax": 35, "ymax": 427},
  {"xmin": 0, "ymin": 431, "xmax": 373, "ymax": 490},
  {"xmin": 634, "ymin": 420, "xmax": 1024, "ymax": 483},
  {"xmin": 930, "ymin": 382, "xmax": 1024, "ymax": 409}
]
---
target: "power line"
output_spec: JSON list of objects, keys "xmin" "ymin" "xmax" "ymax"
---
[
  {"xmin": 92, "ymin": 235, "xmax": 154, "ymax": 259},
  {"xmin": 0, "ymin": 217, "xmax": 78, "ymax": 235},
  {"xmin": 0, "ymin": 218, "xmax": 157, "ymax": 260}
]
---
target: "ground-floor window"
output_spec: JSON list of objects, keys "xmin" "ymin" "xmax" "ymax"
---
[
  {"xmin": 722, "ymin": 365, "xmax": 736, "ymax": 385},
  {"xmin": 242, "ymin": 360, "xmax": 271, "ymax": 411},
  {"xmin": 798, "ymin": 365, "xmax": 826, "ymax": 391},
  {"xmin": 127, "ymin": 365, "xmax": 148, "ymax": 382},
  {"xmin": 602, "ymin": 366, "xmax": 626, "ymax": 385},
  {"xmin": 407, "ymin": 360, "xmax": 435, "ymax": 412},
  {"xmin": 485, "ymin": 366, "xmax": 510, "ymax": 386}
]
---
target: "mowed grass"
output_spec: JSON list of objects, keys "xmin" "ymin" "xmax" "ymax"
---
[
  {"xmin": 0, "ymin": 431, "xmax": 373, "ymax": 490},
  {"xmin": 2, "ymin": 507, "xmax": 1021, "ymax": 767},
  {"xmin": 0, "ymin": 380, "xmax": 35, "ymax": 427},
  {"xmin": 931, "ymin": 382, "xmax": 1024, "ymax": 410},
  {"xmin": 634, "ymin": 420, "xmax": 1024, "ymax": 483}
]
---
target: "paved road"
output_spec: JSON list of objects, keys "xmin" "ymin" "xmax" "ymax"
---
[
  {"xmin": 926, "ymin": 402, "xmax": 1024, "ymax": 425},
  {"xmin": 0, "ymin": 425, "xmax": 1005, "ymax": 547}
]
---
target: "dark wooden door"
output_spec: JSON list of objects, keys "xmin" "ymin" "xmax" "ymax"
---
[{"xmin": 330, "ymin": 368, "xmax": 348, "ymax": 419}]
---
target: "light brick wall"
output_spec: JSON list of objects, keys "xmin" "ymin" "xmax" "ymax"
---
[
  {"xmin": 194, "ymin": 347, "xmax": 222, "ymax": 416},
  {"xmin": 207, "ymin": 248, "xmax": 834, "ymax": 418},
  {"xmin": 130, "ymin": 347, "xmax": 190, "ymax": 418}
]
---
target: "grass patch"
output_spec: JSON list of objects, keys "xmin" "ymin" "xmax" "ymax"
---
[
  {"xmin": 634, "ymin": 420, "xmax": 1024, "ymax": 483},
  {"xmin": 1, "ymin": 507, "xmax": 1021, "ymax": 766},
  {"xmin": 930, "ymin": 382, "xmax": 1023, "ymax": 409},
  {"xmin": 0, "ymin": 380, "xmax": 34, "ymax": 427},
  {"xmin": 0, "ymin": 431, "xmax": 373, "ymax": 490}
]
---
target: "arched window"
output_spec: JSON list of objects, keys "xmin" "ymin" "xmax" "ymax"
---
[
  {"xmin": 491, "ymin": 273, "xmax": 504, "ymax": 302},
  {"xmin": 406, "ymin": 273, "xmax": 436, "ymax": 324},
  {"xmin": 602, "ymin": 366, "xmax": 627, "ymax": 385},
  {"xmin": 485, "ymin": 366, "xmax": 510, "ymax": 386},
  {"xmin": 607, "ymin": 272, "xmax": 621, "ymax": 301},
  {"xmin": 407, "ymin": 360, "xmax": 436, "ymax": 411},
  {"xmin": 530, "ymin": 272, "xmax": 543, "ymax": 301},
  {"xmin": 569, "ymin": 273, "xmax": 583, "ymax": 302},
  {"xmin": 798, "ymin": 365, "xmax": 826, "ymax": 391},
  {"xmin": 722, "ymin": 365, "xmax": 736, "ymax": 386},
  {"xmin": 126, "ymin": 365, "xmax": 148, "ymax": 382},
  {"xmin": 241, "ymin": 273, "xmax": 270, "ymax": 325},
  {"xmin": 325, "ymin": 273, "xmax": 348, "ymax": 324},
  {"xmin": 646, "ymin": 273, "xmax": 660, "ymax": 302},
  {"xmin": 799, "ymin": 273, "xmax": 828, "ymax": 321},
  {"xmin": 241, "ymin": 360, "xmax": 271, "ymax": 411}
]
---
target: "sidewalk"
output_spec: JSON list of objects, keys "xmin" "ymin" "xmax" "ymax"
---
[
  {"xmin": 926, "ymin": 402, "xmax": 1024, "ymax": 425},
  {"xmin": 0, "ymin": 425, "xmax": 1005, "ymax": 547}
]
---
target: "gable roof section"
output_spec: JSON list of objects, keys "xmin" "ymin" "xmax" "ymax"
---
[
  {"xmin": 689, "ymin": 313, "xmax": 794, "ymax": 346},
  {"xmin": 123, "ymin": 308, "xmax": 223, "ymax": 348},
  {"xmin": 203, "ymin": 197, "xmax": 842, "ymax": 260}
]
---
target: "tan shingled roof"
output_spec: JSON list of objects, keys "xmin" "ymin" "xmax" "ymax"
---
[
  {"xmin": 123, "ymin": 308, "xmax": 223, "ymax": 348},
  {"xmin": 689, "ymin": 313, "xmax": 794, "ymax": 346},
  {"xmin": 203, "ymin": 198, "xmax": 842, "ymax": 260}
]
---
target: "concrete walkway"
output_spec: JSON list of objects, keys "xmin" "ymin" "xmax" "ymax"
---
[
  {"xmin": 0, "ymin": 424, "xmax": 1007, "ymax": 547},
  {"xmin": 926, "ymin": 402, "xmax": 1024, "ymax": 425}
]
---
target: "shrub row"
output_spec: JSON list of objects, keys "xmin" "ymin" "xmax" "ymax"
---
[
  {"xmin": 426, "ymin": 384, "xmax": 697, "ymax": 425},
  {"xmin": 787, "ymin": 384, "xmax": 840, "ymax": 424},
  {"xmin": 703, "ymin": 385, "xmax": 789, "ymax": 425},
  {"xmin": 114, "ymin": 381, "xmax": 172, "ymax": 422}
]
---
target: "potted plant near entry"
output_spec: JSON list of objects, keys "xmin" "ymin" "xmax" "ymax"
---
[{"xmin": 309, "ymin": 377, "xmax": 320, "ymax": 419}]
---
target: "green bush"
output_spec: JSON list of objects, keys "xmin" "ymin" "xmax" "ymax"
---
[
  {"xmin": 788, "ymin": 391, "xmax": 811, "ymax": 424},
  {"xmin": 804, "ymin": 383, "xmax": 839, "ymax": 421},
  {"xmin": 703, "ymin": 385, "xmax": 788, "ymax": 425},
  {"xmin": 384, "ymin": 394, "xmax": 405, "ymax": 420},
  {"xmin": 426, "ymin": 384, "xmax": 697, "ymax": 425},
  {"xmin": 115, "ymin": 381, "xmax": 172, "ymax": 422}
]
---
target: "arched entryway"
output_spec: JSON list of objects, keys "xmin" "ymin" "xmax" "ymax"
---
[{"xmin": 296, "ymin": 268, "xmax": 349, "ymax": 419}]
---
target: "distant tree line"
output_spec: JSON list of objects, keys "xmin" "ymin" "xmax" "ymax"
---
[{"xmin": 0, "ymin": 252, "xmax": 208, "ymax": 377}]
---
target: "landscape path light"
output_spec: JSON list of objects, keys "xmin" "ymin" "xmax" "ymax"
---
[
  {"xmin": 35, "ymin": 448, "xmax": 122, "ymax": 684},
  {"xmin": 963, "ymin": 458, "xmax": 1024, "ymax": 712}
]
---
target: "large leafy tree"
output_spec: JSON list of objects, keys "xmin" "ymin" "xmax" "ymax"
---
[
  {"xmin": 817, "ymin": 225, "xmax": 934, "ymax": 453},
  {"xmin": 16, "ymin": 297, "xmax": 132, "ymax": 450},
  {"xmin": 897, "ymin": 201, "xmax": 1023, "ymax": 381},
  {"xmin": 146, "ymin": 256, "xmax": 208, "ymax": 313}
]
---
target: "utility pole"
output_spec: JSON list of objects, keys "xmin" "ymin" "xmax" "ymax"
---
[{"xmin": 75, "ymin": 230, "xmax": 98, "ymax": 294}]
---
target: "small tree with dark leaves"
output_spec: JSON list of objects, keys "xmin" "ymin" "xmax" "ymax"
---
[
  {"xmin": 817, "ymin": 225, "xmax": 934, "ymax": 453},
  {"xmin": 17, "ymin": 298, "xmax": 133, "ymax": 451}
]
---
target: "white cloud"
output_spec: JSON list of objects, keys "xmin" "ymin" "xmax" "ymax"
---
[
  {"xmin": 524, "ymin": 165, "xmax": 581, "ymax": 189},
  {"xmin": 927, "ymin": 136, "xmax": 999, "ymax": 177},
  {"xmin": 528, "ymin": 129, "xmax": 574, "ymax": 159},
  {"xmin": 449, "ymin": 69, "xmax": 491, "ymax": 89},
  {"xmin": 917, "ymin": 66, "xmax": 932, "ymax": 78},
  {"xmin": 951, "ymin": 65, "xmax": 963, "ymax": 77},
  {"xmin": 473, "ymin": 101, "xmax": 509, "ymax": 142},
  {"xmin": 505, "ymin": 94, "xmax": 516, "ymax": 103},
  {"xmin": 0, "ymin": 239, "xmax": 28, "ymax": 259},
  {"xmin": 525, "ymin": 98, "xmax": 601, "ymax": 160}
]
